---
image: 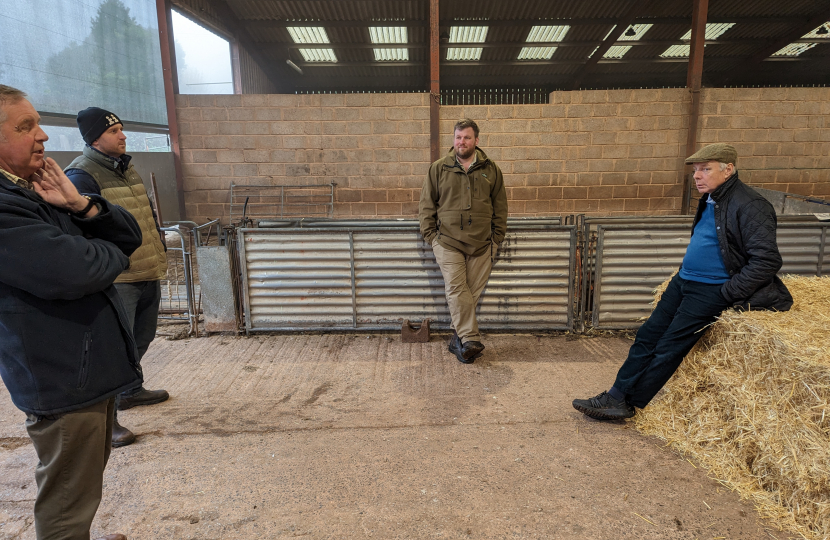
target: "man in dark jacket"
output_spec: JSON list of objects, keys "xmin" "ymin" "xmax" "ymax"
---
[
  {"xmin": 419, "ymin": 119, "xmax": 508, "ymax": 364},
  {"xmin": 0, "ymin": 85, "xmax": 141, "ymax": 540},
  {"xmin": 573, "ymin": 143, "xmax": 792, "ymax": 420}
]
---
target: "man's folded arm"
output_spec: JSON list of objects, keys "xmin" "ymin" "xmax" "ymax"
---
[{"xmin": 0, "ymin": 199, "xmax": 141, "ymax": 300}]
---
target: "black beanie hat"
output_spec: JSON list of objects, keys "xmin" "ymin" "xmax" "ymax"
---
[{"xmin": 76, "ymin": 107, "xmax": 123, "ymax": 145}]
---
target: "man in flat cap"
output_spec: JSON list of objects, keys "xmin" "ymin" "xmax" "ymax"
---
[
  {"xmin": 65, "ymin": 107, "xmax": 169, "ymax": 447},
  {"xmin": 573, "ymin": 143, "xmax": 793, "ymax": 420}
]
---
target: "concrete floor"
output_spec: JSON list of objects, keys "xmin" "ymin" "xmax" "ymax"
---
[{"xmin": 0, "ymin": 332, "xmax": 782, "ymax": 539}]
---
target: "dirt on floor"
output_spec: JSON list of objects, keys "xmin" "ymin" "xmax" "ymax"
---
[{"xmin": 0, "ymin": 332, "xmax": 790, "ymax": 539}]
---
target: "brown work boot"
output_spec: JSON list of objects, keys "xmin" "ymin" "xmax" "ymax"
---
[
  {"xmin": 94, "ymin": 534, "xmax": 127, "ymax": 540},
  {"xmin": 112, "ymin": 416, "xmax": 136, "ymax": 448}
]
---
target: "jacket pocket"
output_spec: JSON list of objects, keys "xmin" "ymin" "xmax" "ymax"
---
[{"xmin": 77, "ymin": 331, "xmax": 92, "ymax": 390}]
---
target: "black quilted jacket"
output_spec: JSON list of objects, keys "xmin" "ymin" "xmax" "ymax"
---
[{"xmin": 691, "ymin": 172, "xmax": 793, "ymax": 311}]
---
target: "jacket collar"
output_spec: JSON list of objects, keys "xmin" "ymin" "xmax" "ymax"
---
[
  {"xmin": 441, "ymin": 146, "xmax": 490, "ymax": 171},
  {"xmin": 0, "ymin": 167, "xmax": 32, "ymax": 190},
  {"xmin": 708, "ymin": 170, "xmax": 740, "ymax": 201},
  {"xmin": 0, "ymin": 170, "xmax": 46, "ymax": 204},
  {"xmin": 83, "ymin": 145, "xmax": 132, "ymax": 173}
]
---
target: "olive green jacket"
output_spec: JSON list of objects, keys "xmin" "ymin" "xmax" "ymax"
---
[
  {"xmin": 419, "ymin": 147, "xmax": 508, "ymax": 256},
  {"xmin": 65, "ymin": 147, "xmax": 167, "ymax": 283}
]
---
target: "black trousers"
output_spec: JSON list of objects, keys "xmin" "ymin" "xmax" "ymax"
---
[{"xmin": 613, "ymin": 274, "xmax": 731, "ymax": 408}]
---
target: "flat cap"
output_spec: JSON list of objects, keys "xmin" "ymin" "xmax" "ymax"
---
[{"xmin": 685, "ymin": 143, "xmax": 737, "ymax": 165}]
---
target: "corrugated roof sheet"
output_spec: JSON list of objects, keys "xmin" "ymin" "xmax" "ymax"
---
[
  {"xmin": 603, "ymin": 23, "xmax": 653, "ymax": 59},
  {"xmin": 369, "ymin": 26, "xmax": 409, "ymax": 61},
  {"xmin": 173, "ymin": 0, "xmax": 830, "ymax": 91},
  {"xmin": 518, "ymin": 25, "xmax": 570, "ymax": 60},
  {"xmin": 447, "ymin": 25, "xmax": 488, "ymax": 61},
  {"xmin": 660, "ymin": 23, "xmax": 735, "ymax": 57},
  {"xmin": 287, "ymin": 27, "xmax": 337, "ymax": 62}
]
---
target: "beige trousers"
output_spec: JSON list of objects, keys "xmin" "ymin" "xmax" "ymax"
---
[
  {"xmin": 25, "ymin": 398, "xmax": 115, "ymax": 540},
  {"xmin": 432, "ymin": 239, "xmax": 495, "ymax": 342}
]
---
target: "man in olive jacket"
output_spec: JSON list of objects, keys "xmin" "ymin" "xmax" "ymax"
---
[
  {"xmin": 0, "ymin": 85, "xmax": 140, "ymax": 540},
  {"xmin": 66, "ymin": 107, "xmax": 170, "ymax": 447},
  {"xmin": 419, "ymin": 119, "xmax": 508, "ymax": 364}
]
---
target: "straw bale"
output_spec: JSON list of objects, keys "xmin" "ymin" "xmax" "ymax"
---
[{"xmin": 635, "ymin": 275, "xmax": 830, "ymax": 540}]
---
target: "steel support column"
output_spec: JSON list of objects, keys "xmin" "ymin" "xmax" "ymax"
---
[
  {"xmin": 156, "ymin": 0, "xmax": 187, "ymax": 220},
  {"xmin": 429, "ymin": 0, "xmax": 440, "ymax": 163},
  {"xmin": 681, "ymin": 0, "xmax": 708, "ymax": 214}
]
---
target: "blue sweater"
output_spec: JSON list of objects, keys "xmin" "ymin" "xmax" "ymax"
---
[{"xmin": 679, "ymin": 195, "xmax": 730, "ymax": 284}]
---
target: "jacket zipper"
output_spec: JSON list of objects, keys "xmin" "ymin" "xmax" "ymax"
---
[{"xmin": 77, "ymin": 331, "xmax": 92, "ymax": 390}]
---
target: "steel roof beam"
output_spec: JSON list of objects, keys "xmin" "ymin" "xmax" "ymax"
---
[
  {"xmin": 282, "ymin": 58, "xmax": 700, "ymax": 68},
  {"xmin": 244, "ymin": 16, "xmax": 809, "ymax": 29},
  {"xmin": 261, "ymin": 38, "xmax": 829, "ymax": 49}
]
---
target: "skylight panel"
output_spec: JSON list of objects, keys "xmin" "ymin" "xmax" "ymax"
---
[
  {"xmin": 369, "ymin": 27, "xmax": 408, "ymax": 61},
  {"xmin": 287, "ymin": 27, "xmax": 337, "ymax": 62},
  {"xmin": 518, "ymin": 25, "xmax": 570, "ymax": 60},
  {"xmin": 447, "ymin": 26, "xmax": 488, "ymax": 61},
  {"xmin": 602, "ymin": 23, "xmax": 653, "ymax": 59},
  {"xmin": 771, "ymin": 22, "xmax": 828, "ymax": 57},
  {"xmin": 771, "ymin": 43, "xmax": 817, "ymax": 57},
  {"xmin": 660, "ymin": 22, "xmax": 735, "ymax": 58}
]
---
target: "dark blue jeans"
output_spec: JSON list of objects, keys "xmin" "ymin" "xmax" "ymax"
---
[
  {"xmin": 614, "ymin": 274, "xmax": 731, "ymax": 408},
  {"xmin": 114, "ymin": 281, "xmax": 161, "ymax": 397}
]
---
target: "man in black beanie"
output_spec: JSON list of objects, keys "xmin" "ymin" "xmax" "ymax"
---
[{"xmin": 66, "ymin": 107, "xmax": 169, "ymax": 448}]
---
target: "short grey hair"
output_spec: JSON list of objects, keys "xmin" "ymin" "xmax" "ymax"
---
[
  {"xmin": 0, "ymin": 85, "xmax": 27, "ymax": 127},
  {"xmin": 718, "ymin": 162, "xmax": 730, "ymax": 171}
]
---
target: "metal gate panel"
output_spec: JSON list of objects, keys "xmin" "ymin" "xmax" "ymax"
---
[
  {"xmin": 777, "ymin": 224, "xmax": 828, "ymax": 276},
  {"xmin": 479, "ymin": 229, "xmax": 574, "ymax": 328},
  {"xmin": 593, "ymin": 222, "xmax": 829, "ymax": 329},
  {"xmin": 239, "ymin": 224, "xmax": 575, "ymax": 331},
  {"xmin": 352, "ymin": 231, "xmax": 447, "ymax": 324},
  {"xmin": 593, "ymin": 226, "xmax": 690, "ymax": 328},
  {"xmin": 239, "ymin": 230, "xmax": 354, "ymax": 329}
]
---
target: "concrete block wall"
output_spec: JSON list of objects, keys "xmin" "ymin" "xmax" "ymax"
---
[
  {"xmin": 175, "ymin": 87, "xmax": 830, "ymax": 224},
  {"xmin": 443, "ymin": 88, "xmax": 689, "ymax": 215},
  {"xmin": 697, "ymin": 87, "xmax": 830, "ymax": 198},
  {"xmin": 177, "ymin": 93, "xmax": 429, "ymax": 222}
]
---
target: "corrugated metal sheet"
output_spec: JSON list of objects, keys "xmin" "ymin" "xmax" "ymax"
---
[
  {"xmin": 172, "ymin": 0, "xmax": 830, "ymax": 93},
  {"xmin": 592, "ymin": 226, "xmax": 689, "ymax": 328},
  {"xmin": 369, "ymin": 26, "xmax": 409, "ymax": 61},
  {"xmin": 238, "ymin": 224, "xmax": 575, "ymax": 331},
  {"xmin": 592, "ymin": 222, "xmax": 829, "ymax": 329},
  {"xmin": 239, "ymin": 46, "xmax": 278, "ymax": 93}
]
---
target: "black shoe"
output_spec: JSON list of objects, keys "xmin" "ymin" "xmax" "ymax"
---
[
  {"xmin": 572, "ymin": 391, "xmax": 635, "ymax": 420},
  {"xmin": 461, "ymin": 340, "xmax": 484, "ymax": 360},
  {"xmin": 117, "ymin": 388, "xmax": 170, "ymax": 410},
  {"xmin": 112, "ymin": 419, "xmax": 136, "ymax": 448},
  {"xmin": 448, "ymin": 333, "xmax": 475, "ymax": 364}
]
